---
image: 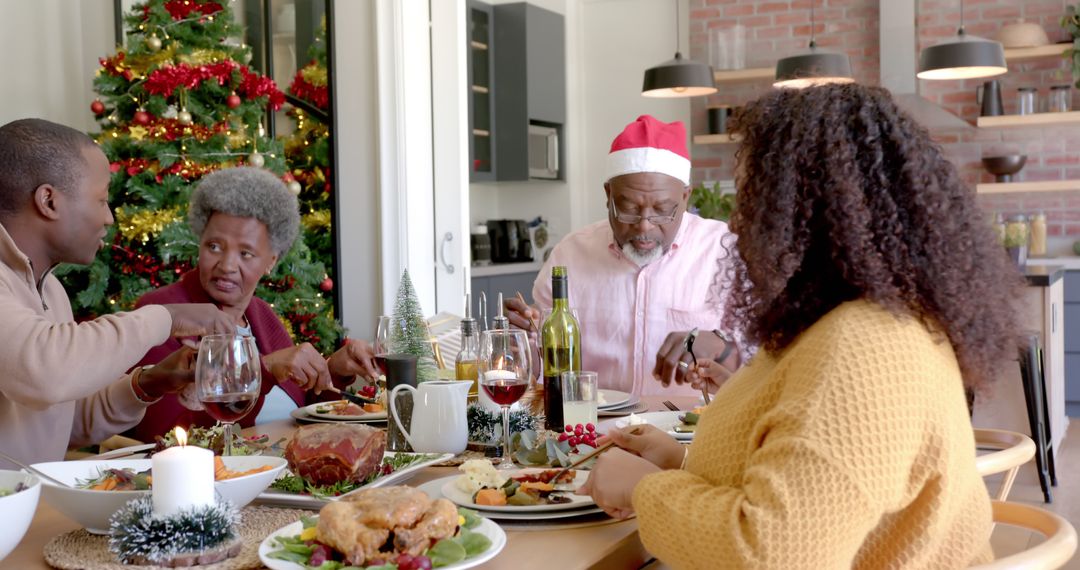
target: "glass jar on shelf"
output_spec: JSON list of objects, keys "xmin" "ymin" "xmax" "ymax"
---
[
  {"xmin": 1049, "ymin": 85, "xmax": 1071, "ymax": 113},
  {"xmin": 1017, "ymin": 87, "xmax": 1037, "ymax": 115},
  {"xmin": 1004, "ymin": 214, "xmax": 1029, "ymax": 267},
  {"xmin": 1029, "ymin": 211, "xmax": 1047, "ymax": 257}
]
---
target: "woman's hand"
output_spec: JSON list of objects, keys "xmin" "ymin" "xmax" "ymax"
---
[
  {"xmin": 137, "ymin": 346, "xmax": 197, "ymax": 399},
  {"xmin": 577, "ymin": 448, "xmax": 660, "ymax": 519},
  {"xmin": 263, "ymin": 343, "xmax": 333, "ymax": 394},
  {"xmin": 687, "ymin": 359, "xmax": 735, "ymax": 394},
  {"xmin": 326, "ymin": 338, "xmax": 380, "ymax": 382},
  {"xmin": 602, "ymin": 424, "xmax": 686, "ymax": 470}
]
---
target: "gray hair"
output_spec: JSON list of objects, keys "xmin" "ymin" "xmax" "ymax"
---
[
  {"xmin": 0, "ymin": 118, "xmax": 98, "ymax": 217},
  {"xmin": 188, "ymin": 166, "xmax": 300, "ymax": 256}
]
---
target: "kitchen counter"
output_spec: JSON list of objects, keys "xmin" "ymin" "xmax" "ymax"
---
[
  {"xmin": 1028, "ymin": 256, "xmax": 1080, "ymax": 270},
  {"xmin": 470, "ymin": 260, "xmax": 544, "ymax": 277},
  {"xmin": 1023, "ymin": 264, "xmax": 1065, "ymax": 287}
]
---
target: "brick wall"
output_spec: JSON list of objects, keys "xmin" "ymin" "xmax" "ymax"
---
[{"xmin": 689, "ymin": 0, "xmax": 1080, "ymax": 239}]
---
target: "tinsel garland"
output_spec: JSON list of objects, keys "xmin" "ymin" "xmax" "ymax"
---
[
  {"xmin": 289, "ymin": 64, "xmax": 329, "ymax": 110},
  {"xmin": 140, "ymin": 61, "xmax": 285, "ymax": 110},
  {"xmin": 108, "ymin": 496, "xmax": 238, "ymax": 564},
  {"xmin": 115, "ymin": 206, "xmax": 183, "ymax": 243},
  {"xmin": 467, "ymin": 403, "xmax": 541, "ymax": 443},
  {"xmin": 301, "ymin": 210, "xmax": 331, "ymax": 232}
]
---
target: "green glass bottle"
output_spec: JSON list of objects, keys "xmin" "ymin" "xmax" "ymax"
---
[{"xmin": 541, "ymin": 266, "xmax": 581, "ymax": 431}]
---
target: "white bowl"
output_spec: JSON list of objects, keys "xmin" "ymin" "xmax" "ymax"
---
[
  {"xmin": 32, "ymin": 456, "xmax": 286, "ymax": 534},
  {"xmin": 0, "ymin": 470, "xmax": 41, "ymax": 562}
]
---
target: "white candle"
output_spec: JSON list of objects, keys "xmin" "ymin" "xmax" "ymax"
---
[{"xmin": 151, "ymin": 427, "xmax": 215, "ymax": 517}]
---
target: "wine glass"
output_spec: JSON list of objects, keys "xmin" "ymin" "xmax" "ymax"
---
[
  {"xmin": 479, "ymin": 329, "xmax": 532, "ymax": 470},
  {"xmin": 195, "ymin": 334, "xmax": 261, "ymax": 456},
  {"xmin": 373, "ymin": 315, "xmax": 394, "ymax": 377}
]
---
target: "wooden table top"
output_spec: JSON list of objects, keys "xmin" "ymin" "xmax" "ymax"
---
[{"xmin": 6, "ymin": 395, "xmax": 699, "ymax": 570}]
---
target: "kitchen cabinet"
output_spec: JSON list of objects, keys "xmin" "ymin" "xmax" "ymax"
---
[
  {"xmin": 470, "ymin": 268, "xmax": 539, "ymax": 322},
  {"xmin": 1064, "ymin": 270, "xmax": 1080, "ymax": 417},
  {"xmin": 492, "ymin": 2, "xmax": 566, "ymax": 181},
  {"xmin": 467, "ymin": 0, "xmax": 496, "ymax": 181}
]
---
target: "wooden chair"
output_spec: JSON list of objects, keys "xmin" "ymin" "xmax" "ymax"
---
[
  {"xmin": 970, "ymin": 501, "xmax": 1077, "ymax": 569},
  {"xmin": 974, "ymin": 428, "xmax": 1036, "ymax": 501}
]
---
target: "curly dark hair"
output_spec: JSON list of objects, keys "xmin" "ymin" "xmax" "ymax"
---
[{"xmin": 725, "ymin": 83, "xmax": 1021, "ymax": 390}]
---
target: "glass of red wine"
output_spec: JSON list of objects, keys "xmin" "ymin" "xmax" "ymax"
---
[
  {"xmin": 373, "ymin": 315, "xmax": 394, "ymax": 377},
  {"xmin": 195, "ymin": 334, "xmax": 261, "ymax": 456},
  {"xmin": 479, "ymin": 329, "xmax": 532, "ymax": 470}
]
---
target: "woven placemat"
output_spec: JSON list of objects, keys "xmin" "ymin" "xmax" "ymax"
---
[{"xmin": 44, "ymin": 505, "xmax": 310, "ymax": 570}]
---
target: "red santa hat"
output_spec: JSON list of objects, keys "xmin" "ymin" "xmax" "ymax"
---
[{"xmin": 605, "ymin": 115, "xmax": 691, "ymax": 185}]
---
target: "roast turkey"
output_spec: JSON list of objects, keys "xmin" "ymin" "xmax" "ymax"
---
[{"xmin": 284, "ymin": 423, "xmax": 387, "ymax": 486}]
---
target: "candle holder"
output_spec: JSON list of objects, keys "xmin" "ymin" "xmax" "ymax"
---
[{"xmin": 108, "ymin": 496, "xmax": 242, "ymax": 567}]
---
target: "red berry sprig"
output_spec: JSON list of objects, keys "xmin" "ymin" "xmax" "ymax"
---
[{"xmin": 557, "ymin": 422, "xmax": 597, "ymax": 452}]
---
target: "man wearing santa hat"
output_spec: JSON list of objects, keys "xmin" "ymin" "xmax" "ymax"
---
[{"xmin": 505, "ymin": 115, "xmax": 741, "ymax": 397}]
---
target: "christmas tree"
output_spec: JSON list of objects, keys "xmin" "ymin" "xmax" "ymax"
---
[
  {"xmin": 283, "ymin": 18, "xmax": 335, "ymax": 312},
  {"xmin": 390, "ymin": 269, "xmax": 437, "ymax": 382},
  {"xmin": 56, "ymin": 0, "xmax": 341, "ymax": 353}
]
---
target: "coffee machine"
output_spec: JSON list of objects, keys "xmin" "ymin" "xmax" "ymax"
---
[{"xmin": 487, "ymin": 220, "xmax": 533, "ymax": 263}]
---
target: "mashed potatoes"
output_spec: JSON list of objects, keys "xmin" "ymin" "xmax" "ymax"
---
[{"xmin": 455, "ymin": 459, "xmax": 508, "ymax": 494}]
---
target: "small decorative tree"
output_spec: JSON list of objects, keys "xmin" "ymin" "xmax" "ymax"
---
[{"xmin": 390, "ymin": 269, "xmax": 437, "ymax": 382}]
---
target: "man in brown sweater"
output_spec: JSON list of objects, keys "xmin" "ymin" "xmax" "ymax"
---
[{"xmin": 0, "ymin": 118, "xmax": 235, "ymax": 468}]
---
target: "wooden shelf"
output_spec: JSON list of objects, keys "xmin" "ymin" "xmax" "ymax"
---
[
  {"xmin": 470, "ymin": 40, "xmax": 488, "ymax": 50},
  {"xmin": 1004, "ymin": 44, "xmax": 1069, "ymax": 64},
  {"xmin": 693, "ymin": 133, "xmax": 741, "ymax": 144},
  {"xmin": 976, "ymin": 111, "xmax": 1080, "ymax": 128},
  {"xmin": 472, "ymin": 129, "xmax": 490, "ymax": 137},
  {"xmin": 713, "ymin": 67, "xmax": 774, "ymax": 84},
  {"xmin": 471, "ymin": 85, "xmax": 489, "ymax": 94},
  {"xmin": 976, "ymin": 180, "xmax": 1080, "ymax": 194}
]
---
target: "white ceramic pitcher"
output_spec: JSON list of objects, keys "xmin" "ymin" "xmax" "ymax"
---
[{"xmin": 390, "ymin": 380, "xmax": 471, "ymax": 454}]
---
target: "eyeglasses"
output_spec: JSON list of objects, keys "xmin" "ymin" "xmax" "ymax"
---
[{"xmin": 609, "ymin": 201, "xmax": 679, "ymax": 226}]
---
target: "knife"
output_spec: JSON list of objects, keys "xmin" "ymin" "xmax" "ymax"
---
[{"xmin": 324, "ymin": 385, "xmax": 377, "ymax": 407}]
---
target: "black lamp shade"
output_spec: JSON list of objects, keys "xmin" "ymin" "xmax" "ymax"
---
[
  {"xmin": 917, "ymin": 33, "xmax": 1006, "ymax": 80},
  {"xmin": 774, "ymin": 49, "xmax": 854, "ymax": 88},
  {"xmin": 642, "ymin": 53, "xmax": 717, "ymax": 98}
]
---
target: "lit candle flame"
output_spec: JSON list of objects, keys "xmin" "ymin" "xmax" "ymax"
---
[{"xmin": 175, "ymin": 426, "xmax": 188, "ymax": 447}]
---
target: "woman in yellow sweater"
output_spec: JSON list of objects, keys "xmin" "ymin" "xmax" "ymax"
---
[{"xmin": 580, "ymin": 84, "xmax": 1022, "ymax": 568}]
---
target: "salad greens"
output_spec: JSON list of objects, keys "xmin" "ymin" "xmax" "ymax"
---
[
  {"xmin": 267, "ymin": 508, "xmax": 490, "ymax": 569},
  {"xmin": 0, "ymin": 482, "xmax": 27, "ymax": 497},
  {"xmin": 269, "ymin": 453, "xmax": 444, "ymax": 498}
]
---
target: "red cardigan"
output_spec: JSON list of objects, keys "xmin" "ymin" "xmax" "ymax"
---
[{"xmin": 127, "ymin": 270, "xmax": 307, "ymax": 442}]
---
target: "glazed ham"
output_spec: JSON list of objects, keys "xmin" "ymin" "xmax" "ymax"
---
[{"xmin": 284, "ymin": 424, "xmax": 387, "ymax": 486}]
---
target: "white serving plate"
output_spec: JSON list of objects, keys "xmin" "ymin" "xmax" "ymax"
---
[
  {"xmin": 438, "ymin": 468, "xmax": 595, "ymax": 513},
  {"xmin": 416, "ymin": 477, "xmax": 604, "ymax": 521},
  {"xmin": 597, "ymin": 389, "xmax": 632, "ymax": 410},
  {"xmin": 258, "ymin": 513, "xmax": 506, "ymax": 570},
  {"xmin": 255, "ymin": 452, "xmax": 453, "ymax": 509},
  {"xmin": 598, "ymin": 411, "xmax": 694, "ymax": 441},
  {"xmin": 302, "ymin": 400, "xmax": 388, "ymax": 421},
  {"xmin": 290, "ymin": 407, "xmax": 387, "ymax": 425}
]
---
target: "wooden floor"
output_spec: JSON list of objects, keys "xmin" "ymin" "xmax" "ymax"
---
[{"xmin": 987, "ymin": 420, "xmax": 1079, "ymax": 568}]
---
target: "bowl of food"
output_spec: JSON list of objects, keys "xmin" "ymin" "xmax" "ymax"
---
[
  {"xmin": 32, "ymin": 456, "xmax": 287, "ymax": 534},
  {"xmin": 0, "ymin": 470, "xmax": 41, "ymax": 562}
]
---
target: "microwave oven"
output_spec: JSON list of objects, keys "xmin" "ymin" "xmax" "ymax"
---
[{"xmin": 528, "ymin": 124, "xmax": 560, "ymax": 179}]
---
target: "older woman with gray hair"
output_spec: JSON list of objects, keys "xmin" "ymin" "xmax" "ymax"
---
[{"xmin": 127, "ymin": 166, "xmax": 378, "ymax": 440}]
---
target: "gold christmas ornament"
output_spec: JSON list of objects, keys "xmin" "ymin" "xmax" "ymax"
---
[
  {"xmin": 177, "ymin": 109, "xmax": 193, "ymax": 125},
  {"xmin": 146, "ymin": 34, "xmax": 162, "ymax": 52},
  {"xmin": 288, "ymin": 181, "xmax": 302, "ymax": 195},
  {"xmin": 127, "ymin": 126, "xmax": 149, "ymax": 141},
  {"xmin": 249, "ymin": 152, "xmax": 265, "ymax": 167}
]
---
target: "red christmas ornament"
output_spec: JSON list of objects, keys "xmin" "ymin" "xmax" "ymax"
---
[
  {"xmin": 91, "ymin": 100, "xmax": 106, "ymax": 115},
  {"xmin": 133, "ymin": 110, "xmax": 151, "ymax": 125},
  {"xmin": 320, "ymin": 278, "xmax": 333, "ymax": 292},
  {"xmin": 226, "ymin": 93, "xmax": 242, "ymax": 109}
]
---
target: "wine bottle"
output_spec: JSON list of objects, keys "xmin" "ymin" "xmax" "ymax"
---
[{"xmin": 541, "ymin": 266, "xmax": 581, "ymax": 431}]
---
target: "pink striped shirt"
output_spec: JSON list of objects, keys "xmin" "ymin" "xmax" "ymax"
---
[{"xmin": 532, "ymin": 213, "xmax": 737, "ymax": 396}]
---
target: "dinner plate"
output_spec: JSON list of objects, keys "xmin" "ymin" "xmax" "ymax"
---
[
  {"xmin": 416, "ymin": 477, "xmax": 604, "ymax": 520},
  {"xmin": 89, "ymin": 443, "xmax": 157, "ymax": 460},
  {"xmin": 597, "ymin": 389, "xmax": 632, "ymax": 410},
  {"xmin": 438, "ymin": 469, "xmax": 595, "ymax": 513},
  {"xmin": 290, "ymin": 406, "xmax": 387, "ymax": 425},
  {"xmin": 302, "ymin": 400, "xmax": 388, "ymax": 421},
  {"xmin": 598, "ymin": 411, "xmax": 694, "ymax": 441},
  {"xmin": 255, "ymin": 452, "xmax": 452, "ymax": 509},
  {"xmin": 258, "ymin": 513, "xmax": 506, "ymax": 570}
]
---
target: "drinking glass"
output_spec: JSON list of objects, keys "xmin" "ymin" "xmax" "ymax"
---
[
  {"xmin": 479, "ymin": 329, "xmax": 533, "ymax": 470},
  {"xmin": 373, "ymin": 316, "xmax": 394, "ymax": 377},
  {"xmin": 195, "ymin": 334, "xmax": 261, "ymax": 455},
  {"xmin": 561, "ymin": 371, "xmax": 599, "ymax": 429}
]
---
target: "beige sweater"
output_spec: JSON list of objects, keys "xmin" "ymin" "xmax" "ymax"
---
[
  {"xmin": 0, "ymin": 223, "xmax": 172, "ymax": 468},
  {"xmin": 633, "ymin": 300, "xmax": 993, "ymax": 569}
]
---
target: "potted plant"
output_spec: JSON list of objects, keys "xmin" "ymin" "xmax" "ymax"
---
[{"xmin": 689, "ymin": 182, "xmax": 736, "ymax": 221}]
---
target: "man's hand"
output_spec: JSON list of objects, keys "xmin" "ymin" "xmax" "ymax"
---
[
  {"xmin": 327, "ymin": 338, "xmax": 380, "ymax": 382},
  {"xmin": 577, "ymin": 447, "xmax": 660, "ymax": 520},
  {"xmin": 504, "ymin": 297, "xmax": 540, "ymax": 332},
  {"xmin": 263, "ymin": 343, "xmax": 334, "ymax": 394},
  {"xmin": 137, "ymin": 346, "xmax": 197, "ymax": 400},
  {"xmin": 162, "ymin": 303, "xmax": 234, "ymax": 342}
]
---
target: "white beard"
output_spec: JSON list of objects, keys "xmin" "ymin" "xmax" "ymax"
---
[{"xmin": 621, "ymin": 240, "xmax": 664, "ymax": 267}]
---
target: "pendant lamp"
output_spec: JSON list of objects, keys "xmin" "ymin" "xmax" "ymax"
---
[
  {"xmin": 642, "ymin": 0, "xmax": 716, "ymax": 98},
  {"xmin": 774, "ymin": 2, "xmax": 854, "ymax": 88},
  {"xmin": 917, "ymin": 0, "xmax": 1005, "ymax": 80}
]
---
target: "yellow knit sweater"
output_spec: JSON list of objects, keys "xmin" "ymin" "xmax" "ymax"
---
[{"xmin": 633, "ymin": 300, "xmax": 993, "ymax": 569}]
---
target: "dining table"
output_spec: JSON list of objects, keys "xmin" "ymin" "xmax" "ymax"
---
[{"xmin": 6, "ymin": 394, "xmax": 701, "ymax": 570}]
